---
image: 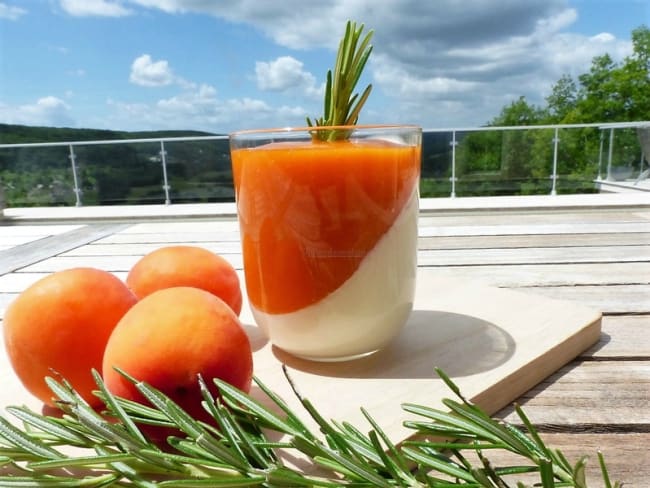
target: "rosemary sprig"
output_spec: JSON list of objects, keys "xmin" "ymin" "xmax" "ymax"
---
[
  {"xmin": 0, "ymin": 367, "xmax": 622, "ymax": 487},
  {"xmin": 306, "ymin": 20, "xmax": 373, "ymax": 141}
]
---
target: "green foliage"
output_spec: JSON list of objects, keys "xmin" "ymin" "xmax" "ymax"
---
[
  {"xmin": 0, "ymin": 368, "xmax": 623, "ymax": 486},
  {"xmin": 442, "ymin": 24, "xmax": 649, "ymax": 197},
  {"xmin": 1, "ymin": 24, "xmax": 648, "ymax": 204},
  {"xmin": 0, "ymin": 124, "xmax": 233, "ymax": 207},
  {"xmin": 306, "ymin": 20, "xmax": 374, "ymax": 141},
  {"xmin": 550, "ymin": 25, "xmax": 650, "ymax": 124}
]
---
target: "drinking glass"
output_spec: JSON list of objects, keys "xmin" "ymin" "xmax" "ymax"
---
[{"xmin": 229, "ymin": 125, "xmax": 421, "ymax": 361}]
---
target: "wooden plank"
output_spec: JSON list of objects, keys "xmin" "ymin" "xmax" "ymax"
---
[
  {"xmin": 95, "ymin": 220, "xmax": 650, "ymax": 246},
  {"xmin": 95, "ymin": 230, "xmax": 241, "ymax": 244},
  {"xmin": 497, "ymin": 361, "xmax": 650, "ymax": 426},
  {"xmin": 418, "ymin": 232, "xmax": 650, "ymax": 250},
  {"xmin": 0, "ymin": 272, "xmax": 50, "ymax": 293},
  {"xmin": 117, "ymin": 220, "xmax": 240, "ymax": 233},
  {"xmin": 418, "ymin": 209, "xmax": 650, "ymax": 226},
  {"xmin": 60, "ymin": 241, "xmax": 243, "ymax": 256},
  {"xmin": 0, "ymin": 293, "xmax": 17, "ymax": 317},
  {"xmin": 69, "ymin": 241, "xmax": 650, "ymax": 264},
  {"xmin": 419, "ymin": 221, "xmax": 650, "ymax": 237},
  {"xmin": 17, "ymin": 253, "xmax": 243, "ymax": 273},
  {"xmin": 541, "ymin": 434, "xmax": 649, "ymax": 486},
  {"xmin": 94, "ymin": 230, "xmax": 650, "ymax": 249},
  {"xmin": 0, "ymin": 224, "xmax": 82, "ymax": 237},
  {"xmin": 419, "ymin": 245, "xmax": 650, "ymax": 266},
  {"xmin": 458, "ymin": 433, "xmax": 649, "ymax": 486},
  {"xmin": 513, "ymin": 284, "xmax": 650, "ymax": 314},
  {"xmin": 585, "ymin": 315, "xmax": 650, "ymax": 359},
  {"xmin": 0, "ymin": 223, "xmax": 130, "ymax": 275},
  {"xmin": 25, "ymin": 250, "xmax": 650, "ymax": 283},
  {"xmin": 419, "ymin": 262, "xmax": 650, "ymax": 287}
]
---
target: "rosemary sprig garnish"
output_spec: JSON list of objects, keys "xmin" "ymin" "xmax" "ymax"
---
[
  {"xmin": 0, "ymin": 367, "xmax": 622, "ymax": 486},
  {"xmin": 306, "ymin": 20, "xmax": 373, "ymax": 141}
]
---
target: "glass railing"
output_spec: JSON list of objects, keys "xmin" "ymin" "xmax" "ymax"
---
[{"xmin": 1, "ymin": 122, "xmax": 648, "ymax": 207}]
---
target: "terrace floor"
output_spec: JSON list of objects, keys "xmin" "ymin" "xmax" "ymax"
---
[{"xmin": 1, "ymin": 192, "xmax": 649, "ymax": 484}]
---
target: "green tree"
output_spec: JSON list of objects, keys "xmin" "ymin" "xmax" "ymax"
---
[
  {"xmin": 570, "ymin": 25, "xmax": 650, "ymax": 122},
  {"xmin": 546, "ymin": 74, "xmax": 578, "ymax": 121},
  {"xmin": 490, "ymin": 96, "xmax": 547, "ymax": 126}
]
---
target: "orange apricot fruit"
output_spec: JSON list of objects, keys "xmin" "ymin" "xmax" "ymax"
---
[
  {"xmin": 126, "ymin": 245, "xmax": 243, "ymax": 315},
  {"xmin": 102, "ymin": 286, "xmax": 253, "ymax": 428},
  {"xmin": 3, "ymin": 267, "xmax": 137, "ymax": 407}
]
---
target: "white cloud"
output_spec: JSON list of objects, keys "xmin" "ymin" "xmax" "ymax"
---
[
  {"xmin": 60, "ymin": 0, "xmax": 131, "ymax": 17},
  {"xmin": 255, "ymin": 56, "xmax": 322, "ymax": 98},
  {"xmin": 0, "ymin": 2, "xmax": 26, "ymax": 20},
  {"xmin": 43, "ymin": 0, "xmax": 639, "ymax": 130},
  {"xmin": 129, "ymin": 54, "xmax": 175, "ymax": 87},
  {"xmin": 109, "ymin": 0, "xmax": 635, "ymax": 127},
  {"xmin": 0, "ymin": 96, "xmax": 74, "ymax": 127},
  {"xmin": 105, "ymin": 82, "xmax": 308, "ymax": 132}
]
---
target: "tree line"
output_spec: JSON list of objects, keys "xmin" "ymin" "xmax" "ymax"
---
[
  {"xmin": 432, "ymin": 25, "xmax": 650, "ymax": 197},
  {"xmin": 1, "ymin": 26, "xmax": 648, "ymax": 206}
]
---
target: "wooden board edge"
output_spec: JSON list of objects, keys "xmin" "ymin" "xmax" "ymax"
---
[{"xmin": 469, "ymin": 311, "xmax": 603, "ymax": 416}]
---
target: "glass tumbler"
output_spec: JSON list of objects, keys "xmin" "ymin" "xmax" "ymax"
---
[{"xmin": 229, "ymin": 125, "xmax": 421, "ymax": 361}]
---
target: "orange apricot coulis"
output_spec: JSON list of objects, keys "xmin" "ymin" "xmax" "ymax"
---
[{"xmin": 231, "ymin": 139, "xmax": 420, "ymax": 314}]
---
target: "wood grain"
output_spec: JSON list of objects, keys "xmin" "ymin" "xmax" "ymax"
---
[{"xmin": 0, "ymin": 198, "xmax": 648, "ymax": 484}]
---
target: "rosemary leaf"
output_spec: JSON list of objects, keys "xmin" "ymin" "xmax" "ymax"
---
[
  {"xmin": 263, "ymin": 465, "xmax": 337, "ymax": 487},
  {"xmin": 91, "ymin": 370, "xmax": 148, "ymax": 447},
  {"xmin": 194, "ymin": 433, "xmax": 250, "ymax": 472},
  {"xmin": 292, "ymin": 436, "xmax": 391, "ymax": 487},
  {"xmin": 402, "ymin": 402, "xmax": 500, "ymax": 443},
  {"xmin": 156, "ymin": 477, "xmax": 265, "ymax": 487},
  {"xmin": 28, "ymin": 452, "xmax": 132, "ymax": 470},
  {"xmin": 539, "ymin": 457, "xmax": 556, "ymax": 487},
  {"xmin": 443, "ymin": 399, "xmax": 532, "ymax": 455},
  {"xmin": 0, "ymin": 473, "xmax": 119, "ymax": 487},
  {"xmin": 306, "ymin": 20, "xmax": 373, "ymax": 141},
  {"xmin": 6, "ymin": 406, "xmax": 89, "ymax": 446},
  {"xmin": 197, "ymin": 378, "xmax": 266, "ymax": 468},
  {"xmin": 360, "ymin": 406, "xmax": 411, "ymax": 474},
  {"xmin": 367, "ymin": 430, "xmax": 412, "ymax": 486},
  {"xmin": 214, "ymin": 378, "xmax": 305, "ymax": 438},
  {"xmin": 0, "ymin": 416, "xmax": 64, "ymax": 460},
  {"xmin": 401, "ymin": 446, "xmax": 476, "ymax": 483},
  {"xmin": 131, "ymin": 381, "xmax": 204, "ymax": 441}
]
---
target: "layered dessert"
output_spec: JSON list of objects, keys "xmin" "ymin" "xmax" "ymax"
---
[{"xmin": 231, "ymin": 137, "xmax": 421, "ymax": 360}]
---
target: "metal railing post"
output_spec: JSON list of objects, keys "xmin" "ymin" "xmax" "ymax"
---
[
  {"xmin": 550, "ymin": 127, "xmax": 560, "ymax": 195},
  {"xmin": 597, "ymin": 130, "xmax": 604, "ymax": 180},
  {"xmin": 159, "ymin": 140, "xmax": 171, "ymax": 205},
  {"xmin": 450, "ymin": 130, "xmax": 457, "ymax": 198},
  {"xmin": 68, "ymin": 144, "xmax": 82, "ymax": 206},
  {"xmin": 606, "ymin": 128, "xmax": 615, "ymax": 180},
  {"xmin": 638, "ymin": 150, "xmax": 645, "ymax": 180}
]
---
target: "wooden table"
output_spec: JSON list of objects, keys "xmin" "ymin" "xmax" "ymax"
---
[{"xmin": 1, "ymin": 194, "xmax": 649, "ymax": 485}]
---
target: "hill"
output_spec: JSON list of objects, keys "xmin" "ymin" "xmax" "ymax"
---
[
  {"xmin": 0, "ymin": 123, "xmax": 220, "ymax": 144},
  {"xmin": 0, "ymin": 124, "xmax": 232, "ymax": 207}
]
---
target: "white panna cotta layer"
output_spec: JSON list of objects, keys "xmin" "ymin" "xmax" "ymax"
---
[{"xmin": 251, "ymin": 190, "xmax": 419, "ymax": 361}]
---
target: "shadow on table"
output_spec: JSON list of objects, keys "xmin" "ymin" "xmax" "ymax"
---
[{"xmin": 273, "ymin": 309, "xmax": 516, "ymax": 379}]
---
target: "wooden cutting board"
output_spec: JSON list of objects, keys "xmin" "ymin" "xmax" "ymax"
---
[
  {"xmin": 246, "ymin": 270, "xmax": 602, "ymax": 444},
  {"xmin": 0, "ymin": 270, "xmax": 601, "ymax": 446}
]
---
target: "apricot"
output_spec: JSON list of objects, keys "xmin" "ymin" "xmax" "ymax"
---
[
  {"xmin": 102, "ymin": 286, "xmax": 253, "ymax": 427},
  {"xmin": 126, "ymin": 245, "xmax": 243, "ymax": 315},
  {"xmin": 3, "ymin": 267, "xmax": 137, "ymax": 407}
]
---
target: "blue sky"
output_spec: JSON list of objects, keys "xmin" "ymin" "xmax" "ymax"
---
[{"xmin": 0, "ymin": 0, "xmax": 648, "ymax": 134}]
